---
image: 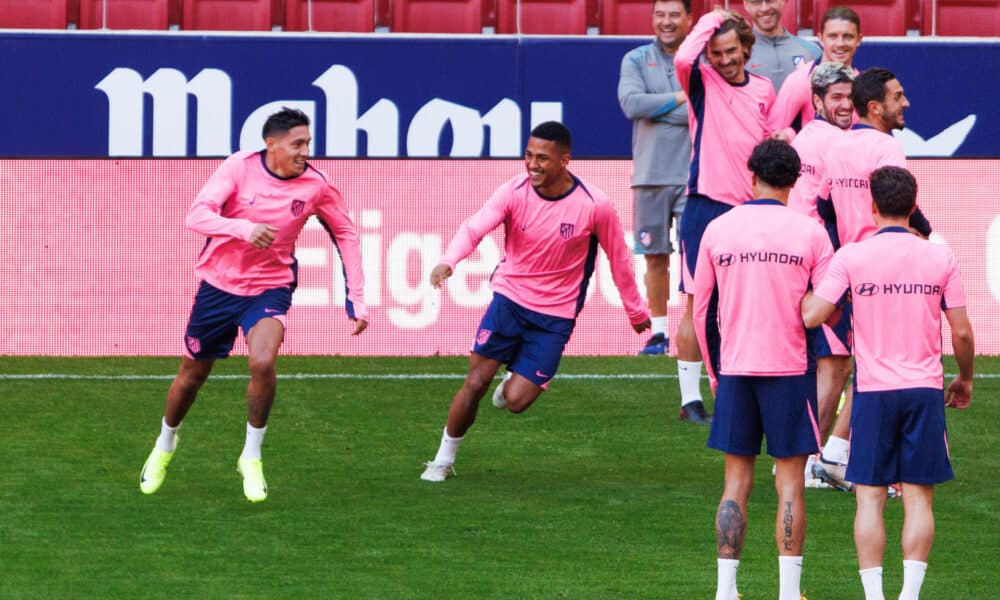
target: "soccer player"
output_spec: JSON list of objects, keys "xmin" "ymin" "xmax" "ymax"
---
[
  {"xmin": 743, "ymin": 0, "xmax": 821, "ymax": 92},
  {"xmin": 787, "ymin": 62, "xmax": 855, "ymax": 486},
  {"xmin": 419, "ymin": 122, "xmax": 650, "ymax": 482},
  {"xmin": 672, "ymin": 8, "xmax": 775, "ymax": 424},
  {"xmin": 810, "ymin": 67, "xmax": 933, "ymax": 492},
  {"xmin": 138, "ymin": 107, "xmax": 368, "ymax": 503},
  {"xmin": 617, "ymin": 0, "xmax": 692, "ymax": 358},
  {"xmin": 802, "ymin": 166, "xmax": 974, "ymax": 600},
  {"xmin": 771, "ymin": 6, "xmax": 863, "ymax": 137},
  {"xmin": 693, "ymin": 140, "xmax": 832, "ymax": 600}
]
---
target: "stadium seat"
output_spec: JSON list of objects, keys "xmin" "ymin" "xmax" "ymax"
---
[
  {"xmin": 600, "ymin": 0, "xmax": 713, "ymax": 34},
  {"xmin": 0, "ymin": 0, "xmax": 70, "ymax": 29},
  {"xmin": 390, "ymin": 0, "xmax": 488, "ymax": 33},
  {"xmin": 496, "ymin": 0, "xmax": 596, "ymax": 34},
  {"xmin": 79, "ymin": 0, "xmax": 172, "ymax": 29},
  {"xmin": 285, "ymin": 0, "xmax": 375, "ymax": 31},
  {"xmin": 812, "ymin": 0, "xmax": 908, "ymax": 36},
  {"xmin": 922, "ymin": 0, "xmax": 1000, "ymax": 35},
  {"xmin": 181, "ymin": 0, "xmax": 274, "ymax": 30}
]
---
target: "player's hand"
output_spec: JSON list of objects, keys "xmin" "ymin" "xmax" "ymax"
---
[
  {"xmin": 770, "ymin": 130, "xmax": 790, "ymax": 142},
  {"xmin": 945, "ymin": 376, "xmax": 972, "ymax": 409},
  {"xmin": 249, "ymin": 224, "xmax": 278, "ymax": 249},
  {"xmin": 430, "ymin": 264, "xmax": 453, "ymax": 289},
  {"xmin": 675, "ymin": 91, "xmax": 687, "ymax": 106},
  {"xmin": 632, "ymin": 318, "xmax": 652, "ymax": 334},
  {"xmin": 350, "ymin": 319, "xmax": 368, "ymax": 336}
]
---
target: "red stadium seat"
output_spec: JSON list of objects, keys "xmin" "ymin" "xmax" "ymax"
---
[
  {"xmin": 600, "ymin": 0, "xmax": 714, "ymax": 34},
  {"xmin": 391, "ymin": 0, "xmax": 488, "ymax": 33},
  {"xmin": 496, "ymin": 0, "xmax": 596, "ymax": 34},
  {"xmin": 285, "ymin": 0, "xmax": 375, "ymax": 31},
  {"xmin": 79, "ymin": 0, "xmax": 172, "ymax": 29},
  {"xmin": 922, "ymin": 0, "xmax": 1000, "ymax": 35},
  {"xmin": 0, "ymin": 0, "xmax": 70, "ymax": 29},
  {"xmin": 181, "ymin": 0, "xmax": 273, "ymax": 30},
  {"xmin": 812, "ymin": 0, "xmax": 908, "ymax": 35}
]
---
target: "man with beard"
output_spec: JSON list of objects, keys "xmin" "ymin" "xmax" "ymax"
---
[{"xmin": 743, "ymin": 0, "xmax": 820, "ymax": 92}]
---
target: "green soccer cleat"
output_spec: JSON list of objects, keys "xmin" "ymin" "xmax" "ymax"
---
[
  {"xmin": 237, "ymin": 457, "xmax": 268, "ymax": 503},
  {"xmin": 139, "ymin": 444, "xmax": 175, "ymax": 495}
]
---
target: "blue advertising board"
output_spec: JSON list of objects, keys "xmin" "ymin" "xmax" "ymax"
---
[{"xmin": 1, "ymin": 31, "xmax": 997, "ymax": 158}]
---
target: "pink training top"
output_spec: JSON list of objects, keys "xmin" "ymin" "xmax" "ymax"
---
[
  {"xmin": 770, "ymin": 59, "xmax": 859, "ymax": 141},
  {"xmin": 814, "ymin": 228, "xmax": 967, "ymax": 391},
  {"xmin": 788, "ymin": 116, "xmax": 846, "ymax": 225},
  {"xmin": 818, "ymin": 124, "xmax": 907, "ymax": 247},
  {"xmin": 440, "ymin": 173, "xmax": 649, "ymax": 325},
  {"xmin": 187, "ymin": 150, "xmax": 367, "ymax": 321},
  {"xmin": 693, "ymin": 200, "xmax": 833, "ymax": 386},
  {"xmin": 675, "ymin": 11, "xmax": 776, "ymax": 206}
]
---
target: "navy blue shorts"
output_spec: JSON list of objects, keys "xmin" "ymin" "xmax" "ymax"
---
[
  {"xmin": 678, "ymin": 194, "xmax": 733, "ymax": 293},
  {"xmin": 708, "ymin": 373, "xmax": 821, "ymax": 458},
  {"xmin": 814, "ymin": 298, "xmax": 852, "ymax": 358},
  {"xmin": 847, "ymin": 387, "xmax": 953, "ymax": 486},
  {"xmin": 183, "ymin": 281, "xmax": 293, "ymax": 360},
  {"xmin": 473, "ymin": 293, "xmax": 575, "ymax": 388}
]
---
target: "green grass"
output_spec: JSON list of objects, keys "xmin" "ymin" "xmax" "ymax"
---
[{"xmin": 1, "ymin": 356, "xmax": 997, "ymax": 599}]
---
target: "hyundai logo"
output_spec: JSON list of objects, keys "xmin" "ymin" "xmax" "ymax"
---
[
  {"xmin": 855, "ymin": 282, "xmax": 879, "ymax": 296},
  {"xmin": 716, "ymin": 253, "xmax": 735, "ymax": 267}
]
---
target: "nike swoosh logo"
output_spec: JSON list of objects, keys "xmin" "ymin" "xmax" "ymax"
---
[
  {"xmin": 264, "ymin": 308, "xmax": 281, "ymax": 314},
  {"xmin": 536, "ymin": 370, "xmax": 549, "ymax": 378}
]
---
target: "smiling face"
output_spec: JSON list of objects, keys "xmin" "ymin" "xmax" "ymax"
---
[
  {"xmin": 876, "ymin": 78, "xmax": 910, "ymax": 131},
  {"xmin": 524, "ymin": 136, "xmax": 570, "ymax": 192},
  {"xmin": 820, "ymin": 18, "xmax": 862, "ymax": 65},
  {"xmin": 707, "ymin": 29, "xmax": 748, "ymax": 84},
  {"xmin": 815, "ymin": 81, "xmax": 854, "ymax": 129},
  {"xmin": 744, "ymin": 0, "xmax": 785, "ymax": 35},
  {"xmin": 266, "ymin": 125, "xmax": 311, "ymax": 178},
  {"xmin": 653, "ymin": 0, "xmax": 692, "ymax": 52}
]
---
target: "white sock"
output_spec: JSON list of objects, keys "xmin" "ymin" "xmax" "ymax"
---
[
  {"xmin": 433, "ymin": 426, "xmax": 463, "ymax": 466},
  {"xmin": 716, "ymin": 558, "xmax": 739, "ymax": 600},
  {"xmin": 155, "ymin": 417, "xmax": 179, "ymax": 453},
  {"xmin": 859, "ymin": 566, "xmax": 885, "ymax": 600},
  {"xmin": 899, "ymin": 560, "xmax": 927, "ymax": 600},
  {"xmin": 778, "ymin": 556, "xmax": 803, "ymax": 600},
  {"xmin": 678, "ymin": 360, "xmax": 703, "ymax": 406},
  {"xmin": 822, "ymin": 435, "xmax": 851, "ymax": 465},
  {"xmin": 651, "ymin": 316, "xmax": 667, "ymax": 336},
  {"xmin": 241, "ymin": 422, "xmax": 267, "ymax": 460}
]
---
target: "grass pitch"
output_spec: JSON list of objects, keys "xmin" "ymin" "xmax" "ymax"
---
[{"xmin": 1, "ymin": 356, "xmax": 997, "ymax": 599}]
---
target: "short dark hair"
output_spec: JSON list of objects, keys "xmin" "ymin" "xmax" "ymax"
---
[
  {"xmin": 654, "ymin": 0, "xmax": 691, "ymax": 14},
  {"xmin": 529, "ymin": 121, "xmax": 572, "ymax": 151},
  {"xmin": 714, "ymin": 12, "xmax": 755, "ymax": 60},
  {"xmin": 870, "ymin": 166, "xmax": 917, "ymax": 217},
  {"xmin": 820, "ymin": 6, "xmax": 861, "ymax": 35},
  {"xmin": 852, "ymin": 67, "xmax": 896, "ymax": 117},
  {"xmin": 262, "ymin": 107, "xmax": 310, "ymax": 140},
  {"xmin": 747, "ymin": 139, "xmax": 801, "ymax": 189}
]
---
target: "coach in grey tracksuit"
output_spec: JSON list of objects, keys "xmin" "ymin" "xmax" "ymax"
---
[
  {"xmin": 743, "ymin": 0, "xmax": 821, "ymax": 91},
  {"xmin": 617, "ymin": 0, "xmax": 691, "ymax": 361}
]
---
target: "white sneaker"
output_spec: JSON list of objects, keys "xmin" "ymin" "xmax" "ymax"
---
[
  {"xmin": 804, "ymin": 454, "xmax": 832, "ymax": 489},
  {"xmin": 420, "ymin": 461, "xmax": 455, "ymax": 482},
  {"xmin": 492, "ymin": 371, "xmax": 512, "ymax": 409}
]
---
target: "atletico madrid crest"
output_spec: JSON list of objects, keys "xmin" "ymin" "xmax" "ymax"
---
[
  {"xmin": 290, "ymin": 199, "xmax": 305, "ymax": 217},
  {"xmin": 476, "ymin": 328, "xmax": 492, "ymax": 345},
  {"xmin": 560, "ymin": 223, "xmax": 575, "ymax": 239}
]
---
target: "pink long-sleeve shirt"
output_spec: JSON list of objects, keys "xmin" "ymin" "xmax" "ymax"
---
[
  {"xmin": 675, "ymin": 11, "xmax": 776, "ymax": 206},
  {"xmin": 187, "ymin": 150, "xmax": 367, "ymax": 321},
  {"xmin": 440, "ymin": 173, "xmax": 649, "ymax": 325},
  {"xmin": 818, "ymin": 125, "xmax": 907, "ymax": 248},
  {"xmin": 814, "ymin": 228, "xmax": 966, "ymax": 392},
  {"xmin": 693, "ymin": 200, "xmax": 833, "ymax": 388},
  {"xmin": 788, "ymin": 116, "xmax": 846, "ymax": 225}
]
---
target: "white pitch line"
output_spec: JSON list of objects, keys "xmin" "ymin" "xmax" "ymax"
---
[{"xmin": 0, "ymin": 373, "xmax": 996, "ymax": 381}]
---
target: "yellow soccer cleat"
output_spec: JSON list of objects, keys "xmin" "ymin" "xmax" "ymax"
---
[
  {"xmin": 139, "ymin": 444, "xmax": 175, "ymax": 495},
  {"xmin": 237, "ymin": 457, "xmax": 268, "ymax": 502}
]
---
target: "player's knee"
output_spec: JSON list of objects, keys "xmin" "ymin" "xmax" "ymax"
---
[
  {"xmin": 247, "ymin": 354, "xmax": 276, "ymax": 381},
  {"xmin": 463, "ymin": 372, "xmax": 493, "ymax": 397},
  {"xmin": 505, "ymin": 393, "xmax": 535, "ymax": 413}
]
